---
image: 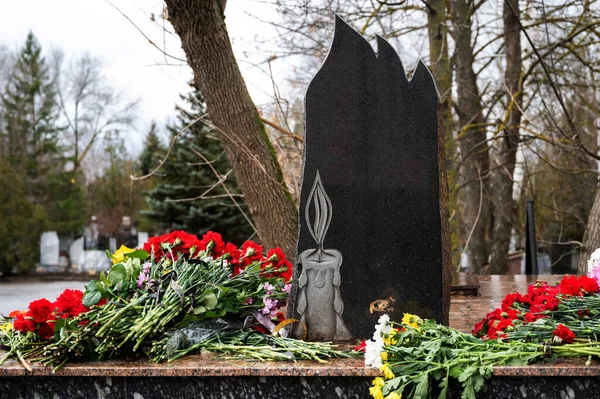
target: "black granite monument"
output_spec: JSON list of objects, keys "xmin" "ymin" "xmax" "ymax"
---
[{"xmin": 288, "ymin": 16, "xmax": 451, "ymax": 340}]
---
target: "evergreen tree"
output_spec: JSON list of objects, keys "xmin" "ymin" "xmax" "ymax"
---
[
  {"xmin": 1, "ymin": 32, "xmax": 62, "ymax": 198},
  {"xmin": 1, "ymin": 32, "xmax": 87, "ymax": 235},
  {"xmin": 143, "ymin": 90, "xmax": 254, "ymax": 244},
  {"xmin": 139, "ymin": 121, "xmax": 162, "ymax": 176},
  {"xmin": 0, "ymin": 159, "xmax": 48, "ymax": 274}
]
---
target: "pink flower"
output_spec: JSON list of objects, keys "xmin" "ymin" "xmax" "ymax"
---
[
  {"xmin": 263, "ymin": 282, "xmax": 275, "ymax": 294},
  {"xmin": 261, "ymin": 297, "xmax": 278, "ymax": 316}
]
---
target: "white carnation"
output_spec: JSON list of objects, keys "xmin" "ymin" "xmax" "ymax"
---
[
  {"xmin": 588, "ymin": 248, "xmax": 600, "ymax": 269},
  {"xmin": 364, "ymin": 338, "xmax": 383, "ymax": 368}
]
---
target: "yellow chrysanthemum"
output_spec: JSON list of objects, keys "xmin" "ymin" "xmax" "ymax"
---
[
  {"xmin": 373, "ymin": 377, "xmax": 385, "ymax": 387},
  {"xmin": 0, "ymin": 322, "xmax": 13, "ymax": 333},
  {"xmin": 112, "ymin": 245, "xmax": 135, "ymax": 264},
  {"xmin": 380, "ymin": 363, "xmax": 395, "ymax": 379},
  {"xmin": 385, "ymin": 392, "xmax": 402, "ymax": 399},
  {"xmin": 369, "ymin": 385, "xmax": 384, "ymax": 399},
  {"xmin": 380, "ymin": 351, "xmax": 388, "ymax": 361},
  {"xmin": 401, "ymin": 313, "xmax": 422, "ymax": 330}
]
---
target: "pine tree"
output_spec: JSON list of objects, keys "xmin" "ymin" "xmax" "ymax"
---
[
  {"xmin": 1, "ymin": 32, "xmax": 62, "ymax": 200},
  {"xmin": 0, "ymin": 32, "xmax": 87, "ymax": 235},
  {"xmin": 142, "ymin": 90, "xmax": 254, "ymax": 244},
  {"xmin": 139, "ymin": 121, "xmax": 162, "ymax": 176},
  {"xmin": 0, "ymin": 159, "xmax": 48, "ymax": 274}
]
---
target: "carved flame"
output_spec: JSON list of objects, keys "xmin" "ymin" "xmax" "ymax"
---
[{"xmin": 305, "ymin": 170, "xmax": 332, "ymax": 260}]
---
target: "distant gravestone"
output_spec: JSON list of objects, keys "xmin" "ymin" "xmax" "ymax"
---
[
  {"xmin": 69, "ymin": 237, "xmax": 85, "ymax": 271},
  {"xmin": 137, "ymin": 232, "xmax": 149, "ymax": 249},
  {"xmin": 288, "ymin": 17, "xmax": 451, "ymax": 340},
  {"xmin": 40, "ymin": 231, "xmax": 60, "ymax": 269}
]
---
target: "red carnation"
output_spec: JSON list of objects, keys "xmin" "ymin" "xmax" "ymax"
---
[
  {"xmin": 13, "ymin": 314, "xmax": 37, "ymax": 333},
  {"xmin": 580, "ymin": 276, "xmax": 599, "ymax": 294},
  {"xmin": 55, "ymin": 289, "xmax": 88, "ymax": 318},
  {"xmin": 199, "ymin": 231, "xmax": 226, "ymax": 257},
  {"xmin": 354, "ymin": 340, "xmax": 367, "ymax": 353},
  {"xmin": 240, "ymin": 241, "xmax": 264, "ymax": 266},
  {"xmin": 27, "ymin": 298, "xmax": 55, "ymax": 323},
  {"xmin": 472, "ymin": 319, "xmax": 486, "ymax": 336},
  {"xmin": 37, "ymin": 322, "xmax": 55, "ymax": 341},
  {"xmin": 553, "ymin": 324, "xmax": 575, "ymax": 344},
  {"xmin": 264, "ymin": 247, "xmax": 293, "ymax": 282},
  {"xmin": 501, "ymin": 292, "xmax": 524, "ymax": 310},
  {"xmin": 559, "ymin": 275, "xmax": 582, "ymax": 296},
  {"xmin": 523, "ymin": 312, "xmax": 537, "ymax": 322}
]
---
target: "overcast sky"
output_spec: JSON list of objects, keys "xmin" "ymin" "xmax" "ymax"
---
[{"xmin": 1, "ymin": 0, "xmax": 284, "ymax": 153}]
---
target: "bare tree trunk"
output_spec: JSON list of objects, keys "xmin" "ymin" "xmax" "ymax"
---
[
  {"xmin": 580, "ymin": 188, "xmax": 600, "ymax": 274},
  {"xmin": 427, "ymin": 0, "xmax": 460, "ymax": 268},
  {"xmin": 451, "ymin": 0, "xmax": 490, "ymax": 274},
  {"xmin": 438, "ymin": 104, "xmax": 452, "ymax": 325},
  {"xmin": 164, "ymin": 0, "xmax": 299, "ymax": 257},
  {"xmin": 489, "ymin": 0, "xmax": 523, "ymax": 274}
]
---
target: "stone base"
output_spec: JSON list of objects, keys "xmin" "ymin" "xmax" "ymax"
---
[
  {"xmin": 3, "ymin": 373, "xmax": 600, "ymax": 399},
  {"xmin": 2, "ymin": 275, "xmax": 598, "ymax": 398}
]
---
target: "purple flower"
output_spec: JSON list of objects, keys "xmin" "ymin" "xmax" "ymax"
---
[
  {"xmin": 244, "ymin": 297, "xmax": 253, "ymax": 305},
  {"xmin": 136, "ymin": 272, "xmax": 147, "ymax": 288},
  {"xmin": 142, "ymin": 262, "xmax": 151, "ymax": 274},
  {"xmin": 282, "ymin": 283, "xmax": 292, "ymax": 293},
  {"xmin": 263, "ymin": 282, "xmax": 275, "ymax": 294},
  {"xmin": 261, "ymin": 296, "xmax": 277, "ymax": 315}
]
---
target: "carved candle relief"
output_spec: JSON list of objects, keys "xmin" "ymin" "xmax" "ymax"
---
[{"xmin": 296, "ymin": 171, "xmax": 352, "ymax": 341}]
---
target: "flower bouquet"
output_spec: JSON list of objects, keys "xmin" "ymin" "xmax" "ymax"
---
[
  {"xmin": 0, "ymin": 230, "xmax": 352, "ymax": 371},
  {"xmin": 360, "ymin": 267, "xmax": 600, "ymax": 399}
]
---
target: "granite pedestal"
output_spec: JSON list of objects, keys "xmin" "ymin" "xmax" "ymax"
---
[{"xmin": 2, "ymin": 275, "xmax": 599, "ymax": 398}]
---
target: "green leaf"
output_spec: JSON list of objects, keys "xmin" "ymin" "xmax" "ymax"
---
[
  {"xmin": 437, "ymin": 375, "xmax": 449, "ymax": 399},
  {"xmin": 125, "ymin": 249, "xmax": 149, "ymax": 261},
  {"xmin": 99, "ymin": 271, "xmax": 110, "ymax": 286},
  {"xmin": 82, "ymin": 290, "xmax": 102, "ymax": 307},
  {"xmin": 461, "ymin": 377, "xmax": 476, "ymax": 399},
  {"xmin": 105, "ymin": 249, "xmax": 113, "ymax": 259},
  {"xmin": 193, "ymin": 305, "xmax": 206, "ymax": 315},
  {"xmin": 448, "ymin": 366, "xmax": 464, "ymax": 378},
  {"xmin": 84, "ymin": 280, "xmax": 100, "ymax": 292},
  {"xmin": 204, "ymin": 309, "xmax": 227, "ymax": 318},
  {"xmin": 413, "ymin": 374, "xmax": 430, "ymax": 399},
  {"xmin": 202, "ymin": 291, "xmax": 218, "ymax": 310},
  {"xmin": 245, "ymin": 263, "xmax": 261, "ymax": 276},
  {"xmin": 53, "ymin": 318, "xmax": 66, "ymax": 341},
  {"xmin": 384, "ymin": 377, "xmax": 403, "ymax": 391},
  {"xmin": 472, "ymin": 374, "xmax": 485, "ymax": 393},
  {"xmin": 108, "ymin": 264, "xmax": 126, "ymax": 284},
  {"xmin": 458, "ymin": 365, "xmax": 477, "ymax": 383}
]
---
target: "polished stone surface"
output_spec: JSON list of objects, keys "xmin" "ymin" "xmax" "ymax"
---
[
  {"xmin": 289, "ymin": 16, "xmax": 448, "ymax": 340},
  {"xmin": 3, "ymin": 274, "xmax": 600, "ymax": 399},
  {"xmin": 0, "ymin": 274, "xmax": 592, "ymax": 380},
  {"xmin": 449, "ymin": 274, "xmax": 564, "ymax": 333}
]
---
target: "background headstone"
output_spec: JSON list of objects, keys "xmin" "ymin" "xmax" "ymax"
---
[
  {"xmin": 137, "ymin": 232, "xmax": 149, "ymax": 249},
  {"xmin": 69, "ymin": 237, "xmax": 85, "ymax": 271},
  {"xmin": 288, "ymin": 17, "xmax": 451, "ymax": 340},
  {"xmin": 40, "ymin": 231, "xmax": 60, "ymax": 270}
]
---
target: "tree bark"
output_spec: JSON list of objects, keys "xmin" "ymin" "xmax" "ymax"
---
[
  {"xmin": 427, "ymin": 0, "xmax": 460, "ymax": 268},
  {"xmin": 579, "ymin": 188, "xmax": 600, "ymax": 274},
  {"xmin": 438, "ymin": 104, "xmax": 452, "ymax": 325},
  {"xmin": 489, "ymin": 0, "xmax": 523, "ymax": 274},
  {"xmin": 451, "ymin": 0, "xmax": 490, "ymax": 273},
  {"xmin": 164, "ymin": 0, "xmax": 299, "ymax": 257}
]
